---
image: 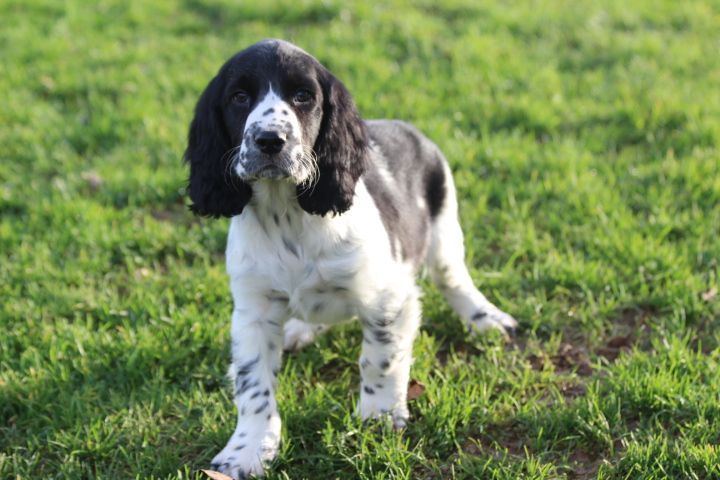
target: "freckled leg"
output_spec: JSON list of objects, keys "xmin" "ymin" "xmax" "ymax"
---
[
  {"xmin": 211, "ymin": 301, "xmax": 285, "ymax": 479},
  {"xmin": 427, "ymin": 175, "xmax": 517, "ymax": 337},
  {"xmin": 358, "ymin": 287, "xmax": 421, "ymax": 428}
]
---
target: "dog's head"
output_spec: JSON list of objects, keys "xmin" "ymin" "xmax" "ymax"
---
[{"xmin": 185, "ymin": 39, "xmax": 368, "ymax": 218}]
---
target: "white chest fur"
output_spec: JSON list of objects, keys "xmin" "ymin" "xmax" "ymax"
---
[{"xmin": 225, "ymin": 180, "xmax": 394, "ymax": 324}]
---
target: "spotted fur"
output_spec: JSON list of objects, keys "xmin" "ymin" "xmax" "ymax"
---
[{"xmin": 185, "ymin": 39, "xmax": 517, "ymax": 479}]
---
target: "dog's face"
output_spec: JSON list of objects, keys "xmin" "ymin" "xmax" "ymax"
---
[
  {"xmin": 185, "ymin": 39, "xmax": 369, "ymax": 218},
  {"xmin": 223, "ymin": 42, "xmax": 324, "ymax": 183}
]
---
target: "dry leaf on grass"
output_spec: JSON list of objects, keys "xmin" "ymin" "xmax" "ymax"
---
[
  {"xmin": 596, "ymin": 333, "xmax": 636, "ymax": 362},
  {"xmin": 552, "ymin": 343, "xmax": 593, "ymax": 376},
  {"xmin": 702, "ymin": 287, "xmax": 717, "ymax": 302},
  {"xmin": 605, "ymin": 334, "xmax": 633, "ymax": 349},
  {"xmin": 80, "ymin": 171, "xmax": 104, "ymax": 191},
  {"xmin": 407, "ymin": 379, "xmax": 426, "ymax": 401},
  {"xmin": 200, "ymin": 469, "xmax": 234, "ymax": 480}
]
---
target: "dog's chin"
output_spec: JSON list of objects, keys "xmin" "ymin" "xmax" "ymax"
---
[
  {"xmin": 237, "ymin": 154, "xmax": 291, "ymax": 180},
  {"xmin": 238, "ymin": 163, "xmax": 300, "ymax": 184},
  {"xmin": 254, "ymin": 165, "xmax": 290, "ymax": 179}
]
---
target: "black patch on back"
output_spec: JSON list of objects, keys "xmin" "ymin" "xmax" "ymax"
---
[{"xmin": 364, "ymin": 120, "xmax": 449, "ymax": 266}]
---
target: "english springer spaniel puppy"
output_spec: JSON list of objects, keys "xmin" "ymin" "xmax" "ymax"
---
[{"xmin": 185, "ymin": 39, "xmax": 517, "ymax": 478}]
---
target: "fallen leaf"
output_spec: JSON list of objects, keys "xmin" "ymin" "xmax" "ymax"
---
[
  {"xmin": 81, "ymin": 171, "xmax": 104, "ymax": 191},
  {"xmin": 40, "ymin": 75, "xmax": 56, "ymax": 91},
  {"xmin": 596, "ymin": 346, "xmax": 621, "ymax": 361},
  {"xmin": 134, "ymin": 267, "xmax": 152, "ymax": 280},
  {"xmin": 560, "ymin": 383, "xmax": 587, "ymax": 398},
  {"xmin": 201, "ymin": 470, "xmax": 234, "ymax": 480},
  {"xmin": 462, "ymin": 438, "xmax": 482, "ymax": 456},
  {"xmin": 407, "ymin": 379, "xmax": 426, "ymax": 401},
  {"xmin": 527, "ymin": 353, "xmax": 546, "ymax": 371},
  {"xmin": 552, "ymin": 343, "xmax": 593, "ymax": 376},
  {"xmin": 575, "ymin": 362, "xmax": 594, "ymax": 376},
  {"xmin": 605, "ymin": 334, "xmax": 633, "ymax": 349},
  {"xmin": 597, "ymin": 336, "xmax": 632, "ymax": 361},
  {"xmin": 702, "ymin": 287, "xmax": 717, "ymax": 302}
]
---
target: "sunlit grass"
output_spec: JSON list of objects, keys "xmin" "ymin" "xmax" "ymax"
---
[{"xmin": 1, "ymin": 0, "xmax": 719, "ymax": 478}]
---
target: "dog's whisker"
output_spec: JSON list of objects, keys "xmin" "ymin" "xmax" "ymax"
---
[
  {"xmin": 295, "ymin": 146, "xmax": 319, "ymax": 195},
  {"xmin": 221, "ymin": 145, "xmax": 243, "ymax": 187}
]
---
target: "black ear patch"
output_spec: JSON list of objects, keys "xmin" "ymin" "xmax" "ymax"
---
[
  {"xmin": 296, "ymin": 69, "xmax": 368, "ymax": 216},
  {"xmin": 184, "ymin": 73, "xmax": 251, "ymax": 218}
]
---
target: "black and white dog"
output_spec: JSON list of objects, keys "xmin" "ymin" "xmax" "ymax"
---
[{"xmin": 185, "ymin": 39, "xmax": 517, "ymax": 478}]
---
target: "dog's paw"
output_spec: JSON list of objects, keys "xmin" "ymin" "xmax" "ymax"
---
[
  {"xmin": 469, "ymin": 307, "xmax": 518, "ymax": 338},
  {"xmin": 359, "ymin": 406, "xmax": 409, "ymax": 430},
  {"xmin": 210, "ymin": 423, "xmax": 280, "ymax": 479},
  {"xmin": 282, "ymin": 318, "xmax": 325, "ymax": 351},
  {"xmin": 210, "ymin": 439, "xmax": 275, "ymax": 480},
  {"xmin": 358, "ymin": 391, "xmax": 409, "ymax": 430}
]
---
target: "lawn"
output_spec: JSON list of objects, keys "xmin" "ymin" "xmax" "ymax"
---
[{"xmin": 1, "ymin": 0, "xmax": 720, "ymax": 478}]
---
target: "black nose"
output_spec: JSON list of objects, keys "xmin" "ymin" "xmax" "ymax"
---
[{"xmin": 254, "ymin": 130, "xmax": 287, "ymax": 154}]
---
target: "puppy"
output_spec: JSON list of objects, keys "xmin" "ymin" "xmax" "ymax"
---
[{"xmin": 184, "ymin": 39, "xmax": 517, "ymax": 478}]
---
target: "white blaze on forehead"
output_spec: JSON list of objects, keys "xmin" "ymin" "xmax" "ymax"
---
[{"xmin": 244, "ymin": 85, "xmax": 301, "ymax": 136}]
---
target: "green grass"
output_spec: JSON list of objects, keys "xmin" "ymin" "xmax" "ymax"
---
[{"xmin": 2, "ymin": 0, "xmax": 720, "ymax": 478}]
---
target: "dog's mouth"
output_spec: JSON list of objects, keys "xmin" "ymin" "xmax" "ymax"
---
[
  {"xmin": 242, "ymin": 162, "xmax": 291, "ymax": 180},
  {"xmin": 256, "ymin": 164, "xmax": 288, "ymax": 179}
]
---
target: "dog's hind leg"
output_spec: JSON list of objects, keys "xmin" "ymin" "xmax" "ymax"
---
[
  {"xmin": 357, "ymin": 282, "xmax": 421, "ymax": 428},
  {"xmin": 426, "ymin": 167, "xmax": 517, "ymax": 337}
]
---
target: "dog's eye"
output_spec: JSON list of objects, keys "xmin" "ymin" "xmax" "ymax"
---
[
  {"xmin": 293, "ymin": 89, "xmax": 313, "ymax": 104},
  {"xmin": 231, "ymin": 90, "xmax": 251, "ymax": 105}
]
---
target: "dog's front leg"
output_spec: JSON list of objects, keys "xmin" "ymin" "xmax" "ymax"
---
[
  {"xmin": 211, "ymin": 295, "xmax": 285, "ymax": 479},
  {"xmin": 358, "ymin": 286, "xmax": 421, "ymax": 429}
]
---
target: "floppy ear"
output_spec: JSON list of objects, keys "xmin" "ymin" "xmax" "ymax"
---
[
  {"xmin": 184, "ymin": 73, "xmax": 252, "ymax": 218},
  {"xmin": 296, "ymin": 69, "xmax": 368, "ymax": 216}
]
